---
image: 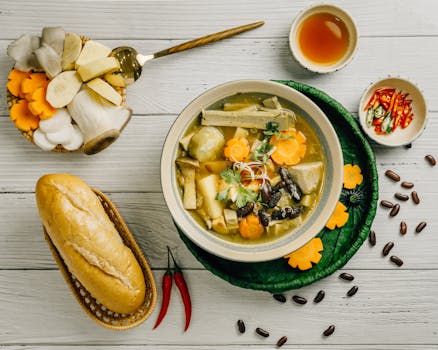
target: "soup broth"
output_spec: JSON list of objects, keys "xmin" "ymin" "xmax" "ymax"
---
[{"xmin": 176, "ymin": 93, "xmax": 325, "ymax": 244}]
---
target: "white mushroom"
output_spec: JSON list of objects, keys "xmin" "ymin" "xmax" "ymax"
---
[{"xmin": 67, "ymin": 89, "xmax": 132, "ymax": 155}]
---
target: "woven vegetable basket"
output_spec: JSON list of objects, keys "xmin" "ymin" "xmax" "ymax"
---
[
  {"xmin": 44, "ymin": 188, "xmax": 157, "ymax": 330},
  {"xmin": 6, "ymin": 35, "xmax": 126, "ymax": 153}
]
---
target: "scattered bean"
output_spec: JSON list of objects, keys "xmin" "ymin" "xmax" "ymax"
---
[
  {"xmin": 390, "ymin": 204, "xmax": 400, "ymax": 217},
  {"xmin": 273, "ymin": 293, "xmax": 286, "ymax": 303},
  {"xmin": 411, "ymin": 191, "xmax": 420, "ymax": 205},
  {"xmin": 339, "ymin": 272, "xmax": 354, "ymax": 281},
  {"xmin": 292, "ymin": 295, "xmax": 307, "ymax": 305},
  {"xmin": 425, "ymin": 154, "xmax": 436, "ymax": 166},
  {"xmin": 256, "ymin": 327, "xmax": 270, "ymax": 338},
  {"xmin": 390, "ymin": 255, "xmax": 404, "ymax": 267},
  {"xmin": 347, "ymin": 286, "xmax": 359, "ymax": 297},
  {"xmin": 400, "ymin": 221, "xmax": 407, "ymax": 235},
  {"xmin": 314, "ymin": 290, "xmax": 325, "ymax": 303},
  {"xmin": 380, "ymin": 200, "xmax": 394, "ymax": 208},
  {"xmin": 267, "ymin": 191, "xmax": 282, "ymax": 208},
  {"xmin": 323, "ymin": 325, "xmax": 335, "ymax": 336},
  {"xmin": 382, "ymin": 242, "xmax": 395, "ymax": 256},
  {"xmin": 237, "ymin": 319, "xmax": 246, "ymax": 334},
  {"xmin": 415, "ymin": 222, "xmax": 427, "ymax": 233},
  {"xmin": 405, "ymin": 143, "xmax": 412, "ymax": 149},
  {"xmin": 237, "ymin": 202, "xmax": 254, "ymax": 218},
  {"xmin": 258, "ymin": 210, "xmax": 270, "ymax": 227},
  {"xmin": 385, "ymin": 170, "xmax": 400, "ymax": 182},
  {"xmin": 276, "ymin": 336, "xmax": 288, "ymax": 347},
  {"xmin": 260, "ymin": 183, "xmax": 272, "ymax": 203},
  {"xmin": 369, "ymin": 230, "xmax": 376, "ymax": 246},
  {"xmin": 394, "ymin": 192, "xmax": 409, "ymax": 201},
  {"xmin": 272, "ymin": 181, "xmax": 285, "ymax": 192},
  {"xmin": 401, "ymin": 181, "xmax": 414, "ymax": 189},
  {"xmin": 279, "ymin": 167, "xmax": 302, "ymax": 202}
]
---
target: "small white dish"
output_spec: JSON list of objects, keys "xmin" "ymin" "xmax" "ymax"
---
[
  {"xmin": 358, "ymin": 77, "xmax": 427, "ymax": 147},
  {"xmin": 289, "ymin": 4, "xmax": 358, "ymax": 74}
]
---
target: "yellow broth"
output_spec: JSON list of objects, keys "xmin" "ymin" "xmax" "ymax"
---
[{"xmin": 176, "ymin": 93, "xmax": 325, "ymax": 244}]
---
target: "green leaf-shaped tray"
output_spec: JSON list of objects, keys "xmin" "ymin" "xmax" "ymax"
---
[{"xmin": 177, "ymin": 80, "xmax": 379, "ymax": 293}]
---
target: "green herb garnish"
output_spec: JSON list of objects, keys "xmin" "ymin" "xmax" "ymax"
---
[
  {"xmin": 220, "ymin": 168, "xmax": 241, "ymax": 184},
  {"xmin": 236, "ymin": 186, "xmax": 258, "ymax": 208},
  {"xmin": 216, "ymin": 188, "xmax": 230, "ymax": 203}
]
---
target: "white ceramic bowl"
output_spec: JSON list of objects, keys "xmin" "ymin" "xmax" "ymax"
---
[
  {"xmin": 289, "ymin": 4, "xmax": 358, "ymax": 73},
  {"xmin": 358, "ymin": 77, "xmax": 428, "ymax": 147},
  {"xmin": 161, "ymin": 80, "xmax": 343, "ymax": 262}
]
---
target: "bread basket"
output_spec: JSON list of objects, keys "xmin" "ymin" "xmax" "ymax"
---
[
  {"xmin": 43, "ymin": 188, "xmax": 157, "ymax": 330},
  {"xmin": 7, "ymin": 36, "xmax": 127, "ymax": 153}
]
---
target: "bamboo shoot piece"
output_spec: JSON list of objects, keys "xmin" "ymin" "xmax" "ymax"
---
[
  {"xmin": 179, "ymin": 131, "xmax": 195, "ymax": 151},
  {"xmin": 75, "ymin": 40, "xmax": 111, "ymax": 68},
  {"xmin": 77, "ymin": 57, "xmax": 120, "ymax": 82},
  {"xmin": 87, "ymin": 78, "xmax": 122, "ymax": 105},
  {"xmin": 197, "ymin": 174, "xmax": 223, "ymax": 219},
  {"xmin": 176, "ymin": 158, "xmax": 199, "ymax": 210},
  {"xmin": 46, "ymin": 71, "xmax": 82, "ymax": 108},
  {"xmin": 201, "ymin": 109, "xmax": 290, "ymax": 131},
  {"xmin": 62, "ymin": 33, "xmax": 82, "ymax": 70},
  {"xmin": 262, "ymin": 96, "xmax": 282, "ymax": 109}
]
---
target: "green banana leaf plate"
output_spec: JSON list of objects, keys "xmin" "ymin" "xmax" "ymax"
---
[{"xmin": 177, "ymin": 80, "xmax": 379, "ymax": 293}]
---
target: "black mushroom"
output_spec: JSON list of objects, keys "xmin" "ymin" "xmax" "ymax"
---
[
  {"xmin": 279, "ymin": 167, "xmax": 302, "ymax": 202},
  {"xmin": 236, "ymin": 202, "xmax": 255, "ymax": 218},
  {"xmin": 258, "ymin": 210, "xmax": 270, "ymax": 227},
  {"xmin": 271, "ymin": 206, "xmax": 303, "ymax": 221}
]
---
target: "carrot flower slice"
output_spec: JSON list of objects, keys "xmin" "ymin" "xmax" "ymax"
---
[
  {"xmin": 270, "ymin": 128, "xmax": 306, "ymax": 166},
  {"xmin": 284, "ymin": 237, "xmax": 324, "ymax": 270},
  {"xmin": 325, "ymin": 201, "xmax": 349, "ymax": 230},
  {"xmin": 239, "ymin": 214, "xmax": 264, "ymax": 239},
  {"xmin": 224, "ymin": 137, "xmax": 250, "ymax": 162},
  {"xmin": 343, "ymin": 164, "xmax": 363, "ymax": 189},
  {"xmin": 10, "ymin": 99, "xmax": 40, "ymax": 131},
  {"xmin": 7, "ymin": 69, "xmax": 30, "ymax": 98}
]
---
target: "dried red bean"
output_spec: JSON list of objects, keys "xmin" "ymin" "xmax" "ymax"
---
[
  {"xmin": 369, "ymin": 230, "xmax": 376, "ymax": 246},
  {"xmin": 273, "ymin": 294, "xmax": 286, "ymax": 303},
  {"xmin": 390, "ymin": 255, "xmax": 404, "ymax": 267},
  {"xmin": 400, "ymin": 221, "xmax": 407, "ymax": 235},
  {"xmin": 385, "ymin": 170, "xmax": 400, "ymax": 182},
  {"xmin": 347, "ymin": 286, "xmax": 359, "ymax": 297},
  {"xmin": 292, "ymin": 295, "xmax": 307, "ymax": 305},
  {"xmin": 382, "ymin": 242, "xmax": 395, "ymax": 256},
  {"xmin": 237, "ymin": 319, "xmax": 246, "ymax": 334},
  {"xmin": 256, "ymin": 327, "xmax": 270, "ymax": 338},
  {"xmin": 415, "ymin": 222, "xmax": 427, "ymax": 233},
  {"xmin": 411, "ymin": 191, "xmax": 420, "ymax": 205},
  {"xmin": 394, "ymin": 193, "xmax": 409, "ymax": 201},
  {"xmin": 339, "ymin": 272, "xmax": 354, "ymax": 281},
  {"xmin": 401, "ymin": 181, "xmax": 414, "ymax": 189},
  {"xmin": 276, "ymin": 336, "xmax": 288, "ymax": 347},
  {"xmin": 314, "ymin": 290, "xmax": 325, "ymax": 303},
  {"xmin": 380, "ymin": 200, "xmax": 394, "ymax": 208},
  {"xmin": 425, "ymin": 154, "xmax": 436, "ymax": 166},
  {"xmin": 323, "ymin": 325, "xmax": 335, "ymax": 336},
  {"xmin": 390, "ymin": 204, "xmax": 400, "ymax": 217}
]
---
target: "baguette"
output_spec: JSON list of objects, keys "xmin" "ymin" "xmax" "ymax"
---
[{"xmin": 35, "ymin": 174, "xmax": 146, "ymax": 314}]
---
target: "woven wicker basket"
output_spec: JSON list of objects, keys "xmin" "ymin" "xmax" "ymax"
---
[
  {"xmin": 43, "ymin": 188, "xmax": 157, "ymax": 330},
  {"xmin": 6, "ymin": 35, "xmax": 126, "ymax": 153}
]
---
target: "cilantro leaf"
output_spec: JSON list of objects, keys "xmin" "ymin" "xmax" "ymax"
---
[
  {"xmin": 216, "ymin": 188, "xmax": 230, "ymax": 203},
  {"xmin": 251, "ymin": 140, "xmax": 274, "ymax": 163},
  {"xmin": 263, "ymin": 122, "xmax": 280, "ymax": 137},
  {"xmin": 220, "ymin": 168, "xmax": 241, "ymax": 184},
  {"xmin": 236, "ymin": 186, "xmax": 258, "ymax": 208}
]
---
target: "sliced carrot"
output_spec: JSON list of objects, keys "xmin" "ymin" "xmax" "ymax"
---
[
  {"xmin": 28, "ymin": 87, "xmax": 57, "ymax": 120},
  {"xmin": 21, "ymin": 73, "xmax": 49, "ymax": 101},
  {"xmin": 284, "ymin": 237, "xmax": 324, "ymax": 270},
  {"xmin": 239, "ymin": 214, "xmax": 264, "ymax": 239},
  {"xmin": 10, "ymin": 99, "xmax": 40, "ymax": 131},
  {"xmin": 7, "ymin": 69, "xmax": 30, "ymax": 98},
  {"xmin": 343, "ymin": 164, "xmax": 363, "ymax": 189},
  {"xmin": 270, "ymin": 128, "xmax": 307, "ymax": 166},
  {"xmin": 224, "ymin": 137, "xmax": 250, "ymax": 162},
  {"xmin": 325, "ymin": 201, "xmax": 349, "ymax": 230}
]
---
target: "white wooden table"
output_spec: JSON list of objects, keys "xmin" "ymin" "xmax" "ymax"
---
[{"xmin": 1, "ymin": 1, "xmax": 437, "ymax": 348}]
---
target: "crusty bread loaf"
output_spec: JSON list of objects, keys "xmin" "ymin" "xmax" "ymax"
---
[{"xmin": 35, "ymin": 174, "xmax": 146, "ymax": 314}]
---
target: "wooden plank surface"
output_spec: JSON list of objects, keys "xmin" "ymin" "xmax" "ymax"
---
[
  {"xmin": 1, "ymin": 36, "xmax": 438, "ymax": 116},
  {"xmin": 2, "ymin": 347, "xmax": 437, "ymax": 350},
  {"xmin": 0, "ymin": 270, "xmax": 437, "ymax": 345},
  {"xmin": 0, "ymin": 191, "xmax": 436, "ymax": 270}
]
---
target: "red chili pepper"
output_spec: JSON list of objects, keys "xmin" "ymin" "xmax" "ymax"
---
[
  {"xmin": 153, "ymin": 249, "xmax": 173, "ymax": 329},
  {"xmin": 364, "ymin": 92, "xmax": 379, "ymax": 111},
  {"xmin": 168, "ymin": 247, "xmax": 192, "ymax": 332}
]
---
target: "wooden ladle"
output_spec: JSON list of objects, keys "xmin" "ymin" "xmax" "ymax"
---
[{"xmin": 109, "ymin": 21, "xmax": 264, "ymax": 86}]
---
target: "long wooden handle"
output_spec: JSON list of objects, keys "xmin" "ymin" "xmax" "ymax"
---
[{"xmin": 153, "ymin": 21, "xmax": 264, "ymax": 58}]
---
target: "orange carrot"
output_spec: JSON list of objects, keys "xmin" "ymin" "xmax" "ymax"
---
[
  {"xmin": 224, "ymin": 137, "xmax": 250, "ymax": 162},
  {"xmin": 7, "ymin": 69, "xmax": 30, "ymax": 98},
  {"xmin": 239, "ymin": 214, "xmax": 264, "ymax": 239},
  {"xmin": 28, "ymin": 87, "xmax": 57, "ymax": 120},
  {"xmin": 270, "ymin": 129, "xmax": 307, "ymax": 166},
  {"xmin": 21, "ymin": 73, "xmax": 49, "ymax": 101},
  {"xmin": 10, "ymin": 99, "xmax": 40, "ymax": 131}
]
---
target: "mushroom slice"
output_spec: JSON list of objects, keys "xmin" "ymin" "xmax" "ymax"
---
[
  {"xmin": 42, "ymin": 27, "xmax": 65, "ymax": 56},
  {"xmin": 45, "ymin": 124, "xmax": 74, "ymax": 145},
  {"xmin": 33, "ymin": 129, "xmax": 57, "ymax": 151},
  {"xmin": 39, "ymin": 108, "xmax": 71, "ymax": 133},
  {"xmin": 62, "ymin": 125, "xmax": 84, "ymax": 151},
  {"xmin": 34, "ymin": 43, "xmax": 62, "ymax": 79}
]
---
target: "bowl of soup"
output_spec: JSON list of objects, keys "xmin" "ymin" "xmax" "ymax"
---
[{"xmin": 161, "ymin": 80, "xmax": 343, "ymax": 262}]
